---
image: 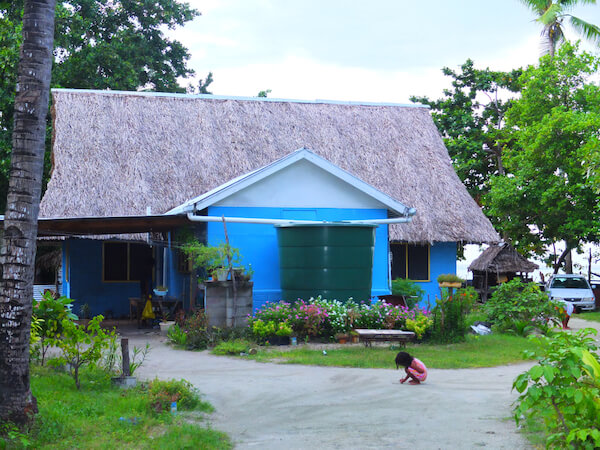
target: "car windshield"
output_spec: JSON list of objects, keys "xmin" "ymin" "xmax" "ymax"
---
[{"xmin": 550, "ymin": 277, "xmax": 590, "ymax": 289}]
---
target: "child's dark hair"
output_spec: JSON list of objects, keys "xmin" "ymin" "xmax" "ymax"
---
[{"xmin": 395, "ymin": 351, "xmax": 413, "ymax": 369}]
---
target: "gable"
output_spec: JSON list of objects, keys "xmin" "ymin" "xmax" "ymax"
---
[{"xmin": 216, "ymin": 159, "xmax": 390, "ymax": 210}]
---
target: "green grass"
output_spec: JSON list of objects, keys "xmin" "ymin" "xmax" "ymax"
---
[
  {"xmin": 2, "ymin": 366, "xmax": 231, "ymax": 449},
  {"xmin": 577, "ymin": 311, "xmax": 600, "ymax": 323},
  {"xmin": 247, "ymin": 334, "xmax": 538, "ymax": 369}
]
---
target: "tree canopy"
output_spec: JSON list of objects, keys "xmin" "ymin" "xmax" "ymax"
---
[
  {"xmin": 0, "ymin": 0, "xmax": 202, "ymax": 212},
  {"xmin": 485, "ymin": 43, "xmax": 600, "ymax": 269},
  {"xmin": 411, "ymin": 61, "xmax": 522, "ymax": 203}
]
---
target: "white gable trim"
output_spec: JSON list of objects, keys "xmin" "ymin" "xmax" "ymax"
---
[{"xmin": 167, "ymin": 148, "xmax": 415, "ymax": 217}]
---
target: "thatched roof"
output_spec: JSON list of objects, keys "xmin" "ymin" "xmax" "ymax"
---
[
  {"xmin": 40, "ymin": 89, "xmax": 499, "ymax": 244},
  {"xmin": 468, "ymin": 243, "xmax": 538, "ymax": 273}
]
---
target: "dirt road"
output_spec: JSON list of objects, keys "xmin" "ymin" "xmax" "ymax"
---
[{"xmin": 129, "ymin": 318, "xmax": 600, "ymax": 449}]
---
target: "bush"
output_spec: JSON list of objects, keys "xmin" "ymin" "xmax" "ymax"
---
[
  {"xmin": 429, "ymin": 291, "xmax": 469, "ymax": 343},
  {"xmin": 167, "ymin": 323, "xmax": 188, "ymax": 347},
  {"xmin": 405, "ymin": 315, "xmax": 433, "ymax": 340},
  {"xmin": 212, "ymin": 339, "xmax": 252, "ymax": 355},
  {"xmin": 51, "ymin": 315, "xmax": 115, "ymax": 389},
  {"xmin": 513, "ymin": 329, "xmax": 600, "ymax": 448},
  {"xmin": 391, "ymin": 278, "xmax": 425, "ymax": 308},
  {"xmin": 147, "ymin": 378, "xmax": 201, "ymax": 413},
  {"xmin": 484, "ymin": 278, "xmax": 560, "ymax": 334},
  {"xmin": 32, "ymin": 291, "xmax": 78, "ymax": 365},
  {"xmin": 181, "ymin": 309, "xmax": 219, "ymax": 350},
  {"xmin": 248, "ymin": 297, "xmax": 431, "ymax": 341}
]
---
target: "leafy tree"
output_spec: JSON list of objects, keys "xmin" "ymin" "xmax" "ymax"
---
[
  {"xmin": 519, "ymin": 0, "xmax": 600, "ymax": 57},
  {"xmin": 51, "ymin": 315, "xmax": 115, "ymax": 390},
  {"xmin": 411, "ymin": 61, "xmax": 522, "ymax": 202},
  {"xmin": 0, "ymin": 0, "xmax": 55, "ymax": 425},
  {"xmin": 0, "ymin": 0, "xmax": 201, "ymax": 211},
  {"xmin": 31, "ymin": 291, "xmax": 78, "ymax": 366},
  {"xmin": 513, "ymin": 329, "xmax": 600, "ymax": 448},
  {"xmin": 187, "ymin": 71, "xmax": 214, "ymax": 95},
  {"xmin": 485, "ymin": 43, "xmax": 600, "ymax": 270}
]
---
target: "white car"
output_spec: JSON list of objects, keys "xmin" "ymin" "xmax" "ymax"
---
[{"xmin": 546, "ymin": 274, "xmax": 596, "ymax": 312}]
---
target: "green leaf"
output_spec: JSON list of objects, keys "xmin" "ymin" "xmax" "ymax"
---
[
  {"xmin": 543, "ymin": 366, "xmax": 556, "ymax": 384},
  {"xmin": 529, "ymin": 365, "xmax": 544, "ymax": 381}
]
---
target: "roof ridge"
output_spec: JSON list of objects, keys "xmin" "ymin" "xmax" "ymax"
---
[{"xmin": 51, "ymin": 88, "xmax": 429, "ymax": 109}]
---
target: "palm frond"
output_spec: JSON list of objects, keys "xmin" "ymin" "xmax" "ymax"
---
[
  {"xmin": 518, "ymin": 0, "xmax": 553, "ymax": 14},
  {"xmin": 568, "ymin": 15, "xmax": 600, "ymax": 45},
  {"xmin": 538, "ymin": 3, "xmax": 563, "ymax": 25},
  {"xmin": 559, "ymin": 0, "xmax": 597, "ymax": 6}
]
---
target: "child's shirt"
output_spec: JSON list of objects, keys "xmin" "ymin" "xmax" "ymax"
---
[{"xmin": 407, "ymin": 358, "xmax": 428, "ymax": 382}]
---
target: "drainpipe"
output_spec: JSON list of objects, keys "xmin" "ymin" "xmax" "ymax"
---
[{"xmin": 185, "ymin": 212, "xmax": 414, "ymax": 225}]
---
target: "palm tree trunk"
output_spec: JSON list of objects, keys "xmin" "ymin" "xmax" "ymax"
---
[{"xmin": 0, "ymin": 0, "xmax": 56, "ymax": 424}]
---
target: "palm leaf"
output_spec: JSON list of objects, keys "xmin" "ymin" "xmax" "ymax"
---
[
  {"xmin": 569, "ymin": 15, "xmax": 600, "ymax": 45},
  {"xmin": 518, "ymin": 0, "xmax": 552, "ymax": 15},
  {"xmin": 538, "ymin": 3, "xmax": 563, "ymax": 25}
]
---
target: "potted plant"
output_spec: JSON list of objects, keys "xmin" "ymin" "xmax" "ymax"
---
[
  {"xmin": 181, "ymin": 239, "xmax": 242, "ymax": 283},
  {"xmin": 335, "ymin": 332, "xmax": 350, "ymax": 344},
  {"xmin": 437, "ymin": 274, "xmax": 464, "ymax": 288},
  {"xmin": 153, "ymin": 286, "xmax": 168, "ymax": 297},
  {"xmin": 272, "ymin": 321, "xmax": 292, "ymax": 345}
]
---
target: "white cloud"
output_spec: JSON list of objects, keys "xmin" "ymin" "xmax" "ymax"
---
[{"xmin": 194, "ymin": 55, "xmax": 451, "ymax": 103}]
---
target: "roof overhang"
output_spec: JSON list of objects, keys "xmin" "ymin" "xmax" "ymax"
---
[{"xmin": 23, "ymin": 215, "xmax": 190, "ymax": 237}]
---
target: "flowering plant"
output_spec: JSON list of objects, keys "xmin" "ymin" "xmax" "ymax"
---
[{"xmin": 249, "ymin": 297, "xmax": 431, "ymax": 341}]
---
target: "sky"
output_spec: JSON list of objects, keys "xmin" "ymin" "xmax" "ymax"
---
[
  {"xmin": 167, "ymin": 0, "xmax": 600, "ymax": 279},
  {"xmin": 173, "ymin": 0, "xmax": 600, "ymax": 103}
]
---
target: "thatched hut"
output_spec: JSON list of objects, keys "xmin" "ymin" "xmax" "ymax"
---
[
  {"xmin": 39, "ymin": 89, "xmax": 499, "ymax": 316},
  {"xmin": 468, "ymin": 243, "xmax": 538, "ymax": 301}
]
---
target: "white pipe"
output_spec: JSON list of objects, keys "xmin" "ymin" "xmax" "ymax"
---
[{"xmin": 185, "ymin": 213, "xmax": 412, "ymax": 225}]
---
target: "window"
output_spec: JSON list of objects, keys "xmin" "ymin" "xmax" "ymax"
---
[
  {"xmin": 390, "ymin": 243, "xmax": 430, "ymax": 281},
  {"xmin": 103, "ymin": 242, "xmax": 153, "ymax": 282}
]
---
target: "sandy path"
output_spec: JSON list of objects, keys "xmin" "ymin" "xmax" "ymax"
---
[{"xmin": 128, "ymin": 317, "xmax": 600, "ymax": 449}]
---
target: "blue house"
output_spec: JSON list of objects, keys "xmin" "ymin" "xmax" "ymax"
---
[{"xmin": 38, "ymin": 89, "xmax": 499, "ymax": 317}]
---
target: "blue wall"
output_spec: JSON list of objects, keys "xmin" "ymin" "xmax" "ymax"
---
[
  {"xmin": 64, "ymin": 239, "xmax": 142, "ymax": 318},
  {"xmin": 207, "ymin": 206, "xmax": 389, "ymax": 311},
  {"xmin": 61, "ymin": 228, "xmax": 457, "ymax": 317},
  {"xmin": 417, "ymin": 242, "xmax": 457, "ymax": 309}
]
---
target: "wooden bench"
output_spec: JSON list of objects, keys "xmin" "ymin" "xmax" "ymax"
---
[{"xmin": 354, "ymin": 329, "xmax": 415, "ymax": 347}]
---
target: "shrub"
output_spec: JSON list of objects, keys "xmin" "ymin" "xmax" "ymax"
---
[
  {"xmin": 248, "ymin": 297, "xmax": 431, "ymax": 341},
  {"xmin": 32, "ymin": 291, "xmax": 78, "ymax": 365},
  {"xmin": 147, "ymin": 378, "xmax": 201, "ymax": 413},
  {"xmin": 405, "ymin": 315, "xmax": 433, "ymax": 340},
  {"xmin": 51, "ymin": 315, "xmax": 115, "ymax": 389},
  {"xmin": 167, "ymin": 323, "xmax": 188, "ymax": 348},
  {"xmin": 181, "ymin": 309, "xmax": 219, "ymax": 350},
  {"xmin": 513, "ymin": 329, "xmax": 600, "ymax": 448},
  {"xmin": 391, "ymin": 278, "xmax": 425, "ymax": 308},
  {"xmin": 429, "ymin": 291, "xmax": 469, "ymax": 343},
  {"xmin": 455, "ymin": 286, "xmax": 478, "ymax": 313},
  {"xmin": 484, "ymin": 278, "xmax": 560, "ymax": 333},
  {"xmin": 212, "ymin": 339, "xmax": 252, "ymax": 355}
]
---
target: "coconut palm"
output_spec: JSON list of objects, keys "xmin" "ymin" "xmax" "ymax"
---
[
  {"xmin": 520, "ymin": 0, "xmax": 600, "ymax": 57},
  {"xmin": 0, "ymin": 0, "xmax": 56, "ymax": 424}
]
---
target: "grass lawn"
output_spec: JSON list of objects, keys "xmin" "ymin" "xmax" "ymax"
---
[
  {"xmin": 576, "ymin": 311, "xmax": 600, "ymax": 323},
  {"xmin": 247, "ymin": 334, "xmax": 538, "ymax": 369},
  {"xmin": 1, "ymin": 366, "xmax": 231, "ymax": 449}
]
